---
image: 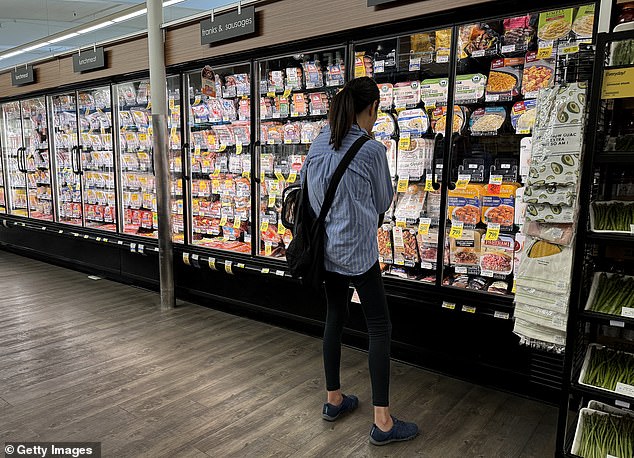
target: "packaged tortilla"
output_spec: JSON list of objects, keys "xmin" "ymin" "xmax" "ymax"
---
[
  {"xmin": 432, "ymin": 105, "xmax": 466, "ymax": 135},
  {"xmin": 373, "ymin": 110, "xmax": 397, "ymax": 138},
  {"xmin": 450, "ymin": 229, "xmax": 483, "ymax": 266},
  {"xmin": 480, "ymin": 234, "xmax": 514, "ymax": 276},
  {"xmin": 394, "ymin": 184, "xmax": 426, "ymax": 220},
  {"xmin": 511, "ymin": 100, "xmax": 537, "ymax": 134},
  {"xmin": 393, "ymin": 81, "xmax": 421, "ymax": 109},
  {"xmin": 420, "ymin": 78, "xmax": 449, "ymax": 108},
  {"xmin": 537, "ymin": 9, "xmax": 573, "ymax": 42},
  {"xmin": 486, "ymin": 58, "xmax": 523, "ymax": 101},
  {"xmin": 469, "ymin": 106, "xmax": 506, "ymax": 136},
  {"xmin": 524, "ymin": 222, "xmax": 575, "ymax": 246},
  {"xmin": 572, "ymin": 5, "xmax": 594, "ymax": 38},
  {"xmin": 448, "ymin": 184, "xmax": 483, "ymax": 227},
  {"xmin": 393, "ymin": 226, "xmax": 419, "ymax": 267},
  {"xmin": 517, "ymin": 236, "xmax": 573, "ymax": 293},
  {"xmin": 378, "ymin": 84, "xmax": 394, "ymax": 110},
  {"xmin": 502, "ymin": 14, "xmax": 535, "ymax": 52},
  {"xmin": 522, "ymin": 52, "xmax": 555, "ymax": 99},
  {"xmin": 378, "ymin": 224, "xmax": 394, "ymax": 264},
  {"xmin": 454, "ymin": 74, "xmax": 487, "ymax": 104},
  {"xmin": 397, "ymin": 109, "xmax": 429, "ymax": 137},
  {"xmin": 482, "ymin": 183, "xmax": 518, "ymax": 228}
]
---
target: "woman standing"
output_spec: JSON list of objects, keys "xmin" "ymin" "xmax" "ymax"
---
[{"xmin": 300, "ymin": 77, "xmax": 419, "ymax": 445}]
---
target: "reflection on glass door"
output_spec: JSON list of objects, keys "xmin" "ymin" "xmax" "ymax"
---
[
  {"xmin": 78, "ymin": 86, "xmax": 117, "ymax": 232},
  {"xmin": 52, "ymin": 92, "xmax": 82, "ymax": 226},
  {"xmin": 1, "ymin": 101, "xmax": 28, "ymax": 217},
  {"xmin": 257, "ymin": 47, "xmax": 347, "ymax": 258},
  {"xmin": 353, "ymin": 31, "xmax": 452, "ymax": 281},
  {"xmin": 21, "ymin": 97, "xmax": 53, "ymax": 221},
  {"xmin": 186, "ymin": 63, "xmax": 252, "ymax": 253},
  {"xmin": 167, "ymin": 76, "xmax": 184, "ymax": 243}
]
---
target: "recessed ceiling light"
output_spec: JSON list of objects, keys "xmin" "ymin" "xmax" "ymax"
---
[
  {"xmin": 77, "ymin": 21, "xmax": 115, "ymax": 34},
  {"xmin": 48, "ymin": 32, "xmax": 80, "ymax": 44}
]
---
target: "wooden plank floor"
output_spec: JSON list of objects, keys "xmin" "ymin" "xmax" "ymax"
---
[{"xmin": 0, "ymin": 250, "xmax": 558, "ymax": 457}]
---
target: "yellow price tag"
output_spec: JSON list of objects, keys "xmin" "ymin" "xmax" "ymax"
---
[
  {"xmin": 397, "ymin": 176, "xmax": 409, "ymax": 193},
  {"xmin": 233, "ymin": 217, "xmax": 241, "ymax": 229},
  {"xmin": 195, "ymin": 145, "xmax": 201, "ymax": 154},
  {"xmin": 537, "ymin": 46, "xmax": 553, "ymax": 59},
  {"xmin": 208, "ymin": 257, "xmax": 217, "ymax": 270},
  {"xmin": 139, "ymin": 133, "xmax": 148, "ymax": 142},
  {"xmin": 287, "ymin": 172, "xmax": 297, "ymax": 183},
  {"xmin": 225, "ymin": 260, "xmax": 233, "ymax": 275},
  {"xmin": 278, "ymin": 223, "xmax": 286, "ymax": 235},
  {"xmin": 218, "ymin": 144, "xmax": 227, "ymax": 152},
  {"xmin": 561, "ymin": 44, "xmax": 579, "ymax": 55},
  {"xmin": 220, "ymin": 216, "xmax": 228, "ymax": 227},
  {"xmin": 260, "ymin": 220, "xmax": 269, "ymax": 232},
  {"xmin": 211, "ymin": 169, "xmax": 221, "ymax": 177},
  {"xmin": 275, "ymin": 171, "xmax": 285, "ymax": 182},
  {"xmin": 260, "ymin": 172, "xmax": 266, "ymax": 183},
  {"xmin": 282, "ymin": 89, "xmax": 291, "ymax": 99},
  {"xmin": 268, "ymin": 196, "xmax": 276, "ymax": 207},
  {"xmin": 396, "ymin": 219, "xmax": 406, "ymax": 228},
  {"xmin": 418, "ymin": 218, "xmax": 431, "ymax": 235},
  {"xmin": 182, "ymin": 252, "xmax": 190, "ymax": 266},
  {"xmin": 485, "ymin": 223, "xmax": 501, "ymax": 241},
  {"xmin": 265, "ymin": 243, "xmax": 272, "ymax": 256},
  {"xmin": 170, "ymin": 126, "xmax": 176, "ymax": 137},
  {"xmin": 242, "ymin": 171, "xmax": 250, "ymax": 179},
  {"xmin": 398, "ymin": 136, "xmax": 411, "ymax": 150},
  {"xmin": 169, "ymin": 98, "xmax": 175, "ymax": 110},
  {"xmin": 424, "ymin": 178, "xmax": 434, "ymax": 192},
  {"xmin": 261, "ymin": 268, "xmax": 270, "ymax": 274},
  {"xmin": 449, "ymin": 222, "xmax": 464, "ymax": 239},
  {"xmin": 146, "ymin": 101, "xmax": 152, "ymax": 110},
  {"xmin": 267, "ymin": 91, "xmax": 276, "ymax": 98},
  {"xmin": 148, "ymin": 126, "xmax": 153, "ymax": 136},
  {"xmin": 512, "ymin": 280, "xmax": 517, "ymax": 294},
  {"xmin": 456, "ymin": 174, "xmax": 470, "ymax": 189},
  {"xmin": 212, "ymin": 179, "xmax": 220, "ymax": 191},
  {"xmin": 236, "ymin": 142, "xmax": 243, "ymax": 155}
]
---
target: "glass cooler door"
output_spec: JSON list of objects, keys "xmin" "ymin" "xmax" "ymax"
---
[
  {"xmin": 21, "ymin": 97, "xmax": 53, "ymax": 221},
  {"xmin": 167, "ymin": 76, "xmax": 185, "ymax": 243},
  {"xmin": 185, "ymin": 63, "xmax": 252, "ymax": 253},
  {"xmin": 78, "ymin": 86, "xmax": 117, "ymax": 232},
  {"xmin": 257, "ymin": 46, "xmax": 347, "ymax": 258},
  {"xmin": 51, "ymin": 92, "xmax": 82, "ymax": 226},
  {"xmin": 353, "ymin": 30, "xmax": 453, "ymax": 282},
  {"xmin": 1, "ymin": 101, "xmax": 28, "ymax": 217}
]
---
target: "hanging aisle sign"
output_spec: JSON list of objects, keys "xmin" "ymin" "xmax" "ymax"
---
[
  {"xmin": 200, "ymin": 6, "xmax": 256, "ymax": 45},
  {"xmin": 11, "ymin": 66, "xmax": 35, "ymax": 86},
  {"xmin": 73, "ymin": 47, "xmax": 106, "ymax": 73}
]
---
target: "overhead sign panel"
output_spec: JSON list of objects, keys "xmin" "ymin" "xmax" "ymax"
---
[
  {"xmin": 11, "ymin": 66, "xmax": 35, "ymax": 86},
  {"xmin": 73, "ymin": 48, "xmax": 106, "ymax": 73},
  {"xmin": 200, "ymin": 6, "xmax": 256, "ymax": 45}
]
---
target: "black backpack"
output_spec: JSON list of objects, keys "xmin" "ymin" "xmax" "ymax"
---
[{"xmin": 282, "ymin": 135, "xmax": 370, "ymax": 290}]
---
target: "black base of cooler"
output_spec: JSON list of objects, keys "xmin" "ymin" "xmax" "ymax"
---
[{"xmin": 0, "ymin": 221, "xmax": 561, "ymax": 405}]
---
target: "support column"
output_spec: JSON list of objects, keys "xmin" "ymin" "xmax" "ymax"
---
[{"xmin": 147, "ymin": 0, "xmax": 174, "ymax": 310}]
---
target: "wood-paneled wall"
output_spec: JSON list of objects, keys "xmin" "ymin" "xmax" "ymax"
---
[{"xmin": 0, "ymin": 0, "xmax": 491, "ymax": 99}]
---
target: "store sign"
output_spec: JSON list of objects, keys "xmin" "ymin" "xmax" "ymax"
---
[
  {"xmin": 11, "ymin": 66, "xmax": 35, "ymax": 86},
  {"xmin": 200, "ymin": 6, "xmax": 256, "ymax": 45},
  {"xmin": 73, "ymin": 48, "xmax": 106, "ymax": 73},
  {"xmin": 601, "ymin": 68, "xmax": 634, "ymax": 99}
]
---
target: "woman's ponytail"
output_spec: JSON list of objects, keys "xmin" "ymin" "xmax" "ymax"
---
[{"xmin": 328, "ymin": 76, "xmax": 380, "ymax": 150}]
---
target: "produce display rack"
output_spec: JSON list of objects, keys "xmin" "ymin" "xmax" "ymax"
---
[{"xmin": 556, "ymin": 29, "xmax": 634, "ymax": 457}]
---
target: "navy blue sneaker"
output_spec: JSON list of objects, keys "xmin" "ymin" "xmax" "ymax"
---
[
  {"xmin": 369, "ymin": 416, "xmax": 419, "ymax": 445},
  {"xmin": 322, "ymin": 394, "xmax": 359, "ymax": 421}
]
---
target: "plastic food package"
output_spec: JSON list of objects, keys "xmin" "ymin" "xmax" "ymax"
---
[
  {"xmin": 397, "ymin": 109, "xmax": 429, "ymax": 137},
  {"xmin": 432, "ymin": 105, "xmax": 466, "ymax": 134},
  {"xmin": 378, "ymin": 224, "xmax": 393, "ymax": 264},
  {"xmin": 522, "ymin": 52, "xmax": 555, "ymax": 99},
  {"xmin": 524, "ymin": 202, "xmax": 575, "ymax": 223},
  {"xmin": 482, "ymin": 183, "xmax": 518, "ymax": 227},
  {"xmin": 378, "ymin": 84, "xmax": 394, "ymax": 110},
  {"xmin": 572, "ymin": 5, "xmax": 594, "ymax": 38},
  {"xmin": 396, "ymin": 138, "xmax": 426, "ymax": 180},
  {"xmin": 458, "ymin": 23, "xmax": 500, "ymax": 58},
  {"xmin": 523, "ymin": 184, "xmax": 576, "ymax": 206},
  {"xmin": 302, "ymin": 61, "xmax": 324, "ymax": 89},
  {"xmin": 450, "ymin": 229, "xmax": 483, "ymax": 266},
  {"xmin": 502, "ymin": 14, "xmax": 535, "ymax": 51},
  {"xmin": 417, "ymin": 229, "xmax": 439, "ymax": 264},
  {"xmin": 486, "ymin": 58, "xmax": 524, "ymax": 101},
  {"xmin": 394, "ymin": 184, "xmax": 426, "ymax": 220},
  {"xmin": 354, "ymin": 52, "xmax": 373, "ymax": 78},
  {"xmin": 379, "ymin": 139, "xmax": 397, "ymax": 178},
  {"xmin": 285, "ymin": 67, "xmax": 303, "ymax": 90},
  {"xmin": 420, "ymin": 78, "xmax": 449, "ymax": 108},
  {"xmin": 480, "ymin": 234, "xmax": 514, "ymax": 275},
  {"xmin": 511, "ymin": 100, "xmax": 537, "ymax": 134},
  {"xmin": 393, "ymin": 81, "xmax": 421, "ymax": 108},
  {"xmin": 373, "ymin": 112, "xmax": 397, "ymax": 138},
  {"xmin": 469, "ymin": 106, "xmax": 506, "ymax": 135},
  {"xmin": 448, "ymin": 184, "xmax": 484, "ymax": 227},
  {"xmin": 392, "ymin": 226, "xmax": 419, "ymax": 266},
  {"xmin": 524, "ymin": 221, "xmax": 575, "ymax": 246},
  {"xmin": 537, "ymin": 9, "xmax": 573, "ymax": 41},
  {"xmin": 488, "ymin": 281, "xmax": 509, "ymax": 294},
  {"xmin": 516, "ymin": 236, "xmax": 574, "ymax": 293},
  {"xmin": 454, "ymin": 74, "xmax": 487, "ymax": 104}
]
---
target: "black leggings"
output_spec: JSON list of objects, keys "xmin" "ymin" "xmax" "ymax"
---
[{"xmin": 323, "ymin": 262, "xmax": 392, "ymax": 407}]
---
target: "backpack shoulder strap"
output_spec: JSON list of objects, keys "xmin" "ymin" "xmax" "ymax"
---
[{"xmin": 317, "ymin": 134, "xmax": 370, "ymax": 222}]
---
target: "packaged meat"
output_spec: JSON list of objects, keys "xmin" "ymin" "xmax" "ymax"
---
[
  {"xmin": 417, "ymin": 228, "xmax": 439, "ymax": 264},
  {"xmin": 378, "ymin": 83, "xmax": 394, "ymax": 110},
  {"xmin": 426, "ymin": 190, "xmax": 442, "ymax": 220},
  {"xmin": 392, "ymin": 226, "xmax": 419, "ymax": 266},
  {"xmin": 502, "ymin": 15, "xmax": 535, "ymax": 52},
  {"xmin": 467, "ymin": 277, "xmax": 490, "ymax": 291},
  {"xmin": 411, "ymin": 32, "xmax": 435, "ymax": 54},
  {"xmin": 283, "ymin": 122, "xmax": 301, "ymax": 144},
  {"xmin": 454, "ymin": 74, "xmax": 487, "ymax": 104},
  {"xmin": 537, "ymin": 9, "xmax": 573, "ymax": 42},
  {"xmin": 448, "ymin": 184, "xmax": 484, "ymax": 227},
  {"xmin": 435, "ymin": 29, "xmax": 452, "ymax": 56},
  {"xmin": 302, "ymin": 61, "xmax": 324, "ymax": 89},
  {"xmin": 393, "ymin": 81, "xmax": 421, "ymax": 109},
  {"xmin": 373, "ymin": 112, "xmax": 397, "ymax": 138},
  {"xmin": 482, "ymin": 183, "xmax": 518, "ymax": 228},
  {"xmin": 524, "ymin": 222, "xmax": 575, "ymax": 246},
  {"xmin": 285, "ymin": 67, "xmax": 303, "ymax": 90},
  {"xmin": 480, "ymin": 234, "xmax": 514, "ymax": 275},
  {"xmin": 309, "ymin": 93, "xmax": 329, "ymax": 115},
  {"xmin": 450, "ymin": 229, "xmax": 483, "ymax": 266},
  {"xmin": 469, "ymin": 106, "xmax": 506, "ymax": 136},
  {"xmin": 354, "ymin": 52, "xmax": 373, "ymax": 78},
  {"xmin": 291, "ymin": 93, "xmax": 309, "ymax": 117},
  {"xmin": 378, "ymin": 224, "xmax": 394, "ymax": 264},
  {"xmin": 486, "ymin": 58, "xmax": 524, "ymax": 101},
  {"xmin": 488, "ymin": 281, "xmax": 509, "ymax": 294},
  {"xmin": 511, "ymin": 100, "xmax": 537, "ymax": 134},
  {"xmin": 238, "ymin": 98, "xmax": 250, "ymax": 121},
  {"xmin": 458, "ymin": 23, "xmax": 500, "ymax": 58},
  {"xmin": 394, "ymin": 184, "xmax": 426, "ymax": 220},
  {"xmin": 326, "ymin": 63, "xmax": 345, "ymax": 87},
  {"xmin": 522, "ymin": 52, "xmax": 555, "ymax": 99},
  {"xmin": 269, "ymin": 70, "xmax": 285, "ymax": 92},
  {"xmin": 420, "ymin": 78, "xmax": 449, "ymax": 108},
  {"xmin": 300, "ymin": 122, "xmax": 321, "ymax": 144},
  {"xmin": 397, "ymin": 109, "xmax": 429, "ymax": 137}
]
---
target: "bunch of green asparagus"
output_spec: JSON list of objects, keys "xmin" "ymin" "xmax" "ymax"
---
[
  {"xmin": 592, "ymin": 201, "xmax": 634, "ymax": 232},
  {"xmin": 588, "ymin": 273, "xmax": 634, "ymax": 316},
  {"xmin": 576, "ymin": 410, "xmax": 634, "ymax": 458}
]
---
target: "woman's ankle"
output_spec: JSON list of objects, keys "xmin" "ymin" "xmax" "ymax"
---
[
  {"xmin": 373, "ymin": 406, "xmax": 393, "ymax": 431},
  {"xmin": 327, "ymin": 389, "xmax": 343, "ymax": 406}
]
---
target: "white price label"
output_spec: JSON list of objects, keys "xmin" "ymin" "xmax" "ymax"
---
[
  {"xmin": 615, "ymin": 382, "xmax": 634, "ymax": 398},
  {"xmin": 494, "ymin": 311, "xmax": 510, "ymax": 320},
  {"xmin": 455, "ymin": 266, "xmax": 468, "ymax": 274},
  {"xmin": 261, "ymin": 268, "xmax": 270, "ymax": 274},
  {"xmin": 409, "ymin": 57, "xmax": 421, "ymax": 72},
  {"xmin": 622, "ymin": 307, "xmax": 634, "ymax": 318},
  {"xmin": 130, "ymin": 243, "xmax": 137, "ymax": 252},
  {"xmin": 630, "ymin": 224, "xmax": 634, "ymax": 235},
  {"xmin": 225, "ymin": 260, "xmax": 233, "ymax": 275},
  {"xmin": 610, "ymin": 320, "xmax": 625, "ymax": 328},
  {"xmin": 275, "ymin": 270, "xmax": 285, "ymax": 277},
  {"xmin": 481, "ymin": 270, "xmax": 494, "ymax": 278},
  {"xmin": 436, "ymin": 54, "xmax": 449, "ymax": 64},
  {"xmin": 471, "ymin": 50, "xmax": 485, "ymax": 58},
  {"xmin": 117, "ymin": 240, "xmax": 124, "ymax": 245},
  {"xmin": 351, "ymin": 289, "xmax": 361, "ymax": 304},
  {"xmin": 374, "ymin": 60, "xmax": 385, "ymax": 73},
  {"xmin": 486, "ymin": 94, "xmax": 500, "ymax": 102},
  {"xmin": 615, "ymin": 399, "xmax": 631, "ymax": 409},
  {"xmin": 421, "ymin": 262, "xmax": 434, "ymax": 269},
  {"xmin": 501, "ymin": 44, "xmax": 515, "ymax": 53},
  {"xmin": 462, "ymin": 305, "xmax": 476, "ymax": 314}
]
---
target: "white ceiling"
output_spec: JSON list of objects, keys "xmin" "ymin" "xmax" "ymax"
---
[{"xmin": 0, "ymin": 0, "xmax": 235, "ymax": 71}]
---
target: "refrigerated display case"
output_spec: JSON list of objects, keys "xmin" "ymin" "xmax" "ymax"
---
[
  {"xmin": 185, "ymin": 63, "xmax": 252, "ymax": 253},
  {"xmin": 257, "ymin": 47, "xmax": 347, "ymax": 258},
  {"xmin": 115, "ymin": 76, "xmax": 184, "ymax": 241},
  {"xmin": 51, "ymin": 86, "xmax": 117, "ymax": 231},
  {"xmin": 0, "ymin": 98, "xmax": 53, "ymax": 220}
]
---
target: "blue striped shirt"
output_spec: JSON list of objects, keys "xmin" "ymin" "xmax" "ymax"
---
[{"xmin": 300, "ymin": 124, "xmax": 394, "ymax": 276}]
